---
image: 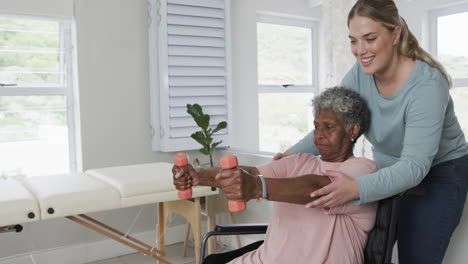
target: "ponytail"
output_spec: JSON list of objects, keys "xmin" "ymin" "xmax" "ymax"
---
[{"xmin": 398, "ymin": 17, "xmax": 452, "ymax": 87}]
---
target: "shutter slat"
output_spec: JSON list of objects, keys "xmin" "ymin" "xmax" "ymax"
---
[
  {"xmin": 168, "ymin": 35, "xmax": 224, "ymax": 47},
  {"xmin": 168, "ymin": 4, "xmax": 224, "ymax": 19},
  {"xmin": 170, "ymin": 86, "xmax": 226, "ymax": 96},
  {"xmin": 170, "ymin": 115, "xmax": 226, "ymax": 128},
  {"xmin": 168, "ymin": 0, "xmax": 224, "ymax": 9},
  {"xmin": 170, "ymin": 105, "xmax": 226, "ymax": 117},
  {"xmin": 168, "ymin": 14, "xmax": 224, "ymax": 28},
  {"xmin": 168, "ymin": 46, "xmax": 225, "ymax": 57},
  {"xmin": 169, "ymin": 56, "xmax": 224, "ymax": 67},
  {"xmin": 170, "ymin": 127, "xmax": 228, "ymax": 139},
  {"xmin": 168, "ymin": 25, "xmax": 224, "ymax": 38},
  {"xmin": 169, "ymin": 96, "xmax": 226, "ymax": 107},
  {"xmin": 169, "ymin": 67, "xmax": 225, "ymax": 77},
  {"xmin": 169, "ymin": 76, "xmax": 225, "ymax": 86}
]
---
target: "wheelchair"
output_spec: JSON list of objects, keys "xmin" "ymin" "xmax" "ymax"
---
[{"xmin": 201, "ymin": 194, "xmax": 400, "ymax": 264}]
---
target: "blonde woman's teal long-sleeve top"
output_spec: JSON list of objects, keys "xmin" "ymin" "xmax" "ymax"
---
[{"xmin": 289, "ymin": 60, "xmax": 468, "ymax": 204}]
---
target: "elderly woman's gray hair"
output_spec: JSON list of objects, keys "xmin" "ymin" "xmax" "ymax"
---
[{"xmin": 312, "ymin": 86, "xmax": 370, "ymax": 140}]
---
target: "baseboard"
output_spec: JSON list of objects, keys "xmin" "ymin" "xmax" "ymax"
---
[{"xmin": 0, "ymin": 224, "xmax": 188, "ymax": 264}]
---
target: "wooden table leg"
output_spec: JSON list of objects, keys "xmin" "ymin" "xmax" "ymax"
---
[
  {"xmin": 182, "ymin": 223, "xmax": 191, "ymax": 257},
  {"xmin": 207, "ymin": 214, "xmax": 216, "ymax": 254},
  {"xmin": 157, "ymin": 202, "xmax": 167, "ymax": 256},
  {"xmin": 161, "ymin": 198, "xmax": 203, "ymax": 264},
  {"xmin": 190, "ymin": 198, "xmax": 202, "ymax": 264}
]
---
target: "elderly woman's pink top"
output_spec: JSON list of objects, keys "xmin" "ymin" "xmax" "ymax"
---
[{"xmin": 229, "ymin": 153, "xmax": 378, "ymax": 264}]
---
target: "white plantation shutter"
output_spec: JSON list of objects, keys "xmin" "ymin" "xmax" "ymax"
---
[{"xmin": 149, "ymin": 0, "xmax": 231, "ymax": 152}]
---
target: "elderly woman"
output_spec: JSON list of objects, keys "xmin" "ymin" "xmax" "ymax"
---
[{"xmin": 174, "ymin": 87, "xmax": 377, "ymax": 264}]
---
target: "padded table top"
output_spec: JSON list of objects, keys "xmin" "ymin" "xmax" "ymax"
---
[
  {"xmin": 1, "ymin": 162, "xmax": 219, "ymax": 225},
  {"xmin": 86, "ymin": 162, "xmax": 218, "ymax": 208},
  {"xmin": 0, "ymin": 179, "xmax": 40, "ymax": 226},
  {"xmin": 23, "ymin": 173, "xmax": 121, "ymax": 220}
]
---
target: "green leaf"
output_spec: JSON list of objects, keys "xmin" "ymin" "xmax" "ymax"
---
[
  {"xmin": 187, "ymin": 103, "xmax": 203, "ymax": 119},
  {"xmin": 210, "ymin": 141, "xmax": 223, "ymax": 155},
  {"xmin": 187, "ymin": 104, "xmax": 210, "ymax": 131},
  {"xmin": 206, "ymin": 137, "xmax": 213, "ymax": 146},
  {"xmin": 200, "ymin": 146, "xmax": 210, "ymax": 155},
  {"xmin": 187, "ymin": 103, "xmax": 228, "ymax": 158},
  {"xmin": 198, "ymin": 114, "xmax": 210, "ymax": 131},
  {"xmin": 212, "ymin": 121, "xmax": 227, "ymax": 134},
  {"xmin": 206, "ymin": 128, "xmax": 213, "ymax": 137},
  {"xmin": 191, "ymin": 131, "xmax": 207, "ymax": 147}
]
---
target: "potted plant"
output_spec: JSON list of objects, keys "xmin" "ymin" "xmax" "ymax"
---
[{"xmin": 187, "ymin": 103, "xmax": 227, "ymax": 167}]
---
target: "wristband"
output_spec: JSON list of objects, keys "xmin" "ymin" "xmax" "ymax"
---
[{"xmin": 257, "ymin": 175, "xmax": 267, "ymax": 200}]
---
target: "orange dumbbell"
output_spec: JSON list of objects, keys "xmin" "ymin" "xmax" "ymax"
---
[
  {"xmin": 220, "ymin": 155, "xmax": 247, "ymax": 213},
  {"xmin": 173, "ymin": 152, "xmax": 192, "ymax": 200}
]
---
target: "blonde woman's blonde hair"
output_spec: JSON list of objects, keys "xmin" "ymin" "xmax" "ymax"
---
[{"xmin": 348, "ymin": 0, "xmax": 452, "ymax": 87}]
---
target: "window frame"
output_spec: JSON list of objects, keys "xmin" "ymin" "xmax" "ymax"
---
[
  {"xmin": 429, "ymin": 3, "xmax": 468, "ymax": 88},
  {"xmin": 255, "ymin": 13, "xmax": 319, "ymax": 154},
  {"xmin": 0, "ymin": 14, "xmax": 77, "ymax": 174},
  {"xmin": 256, "ymin": 13, "xmax": 319, "ymax": 94}
]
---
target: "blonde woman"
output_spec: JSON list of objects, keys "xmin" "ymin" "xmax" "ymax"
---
[{"xmin": 276, "ymin": 0, "xmax": 468, "ymax": 263}]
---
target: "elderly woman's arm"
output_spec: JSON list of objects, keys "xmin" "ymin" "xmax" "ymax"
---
[
  {"xmin": 173, "ymin": 163, "xmax": 330, "ymax": 204},
  {"xmin": 215, "ymin": 166, "xmax": 331, "ymax": 205},
  {"xmin": 264, "ymin": 174, "xmax": 332, "ymax": 204}
]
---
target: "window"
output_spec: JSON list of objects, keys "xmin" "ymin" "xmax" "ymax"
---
[
  {"xmin": 430, "ymin": 4, "xmax": 468, "ymax": 136},
  {"xmin": 0, "ymin": 15, "xmax": 76, "ymax": 180},
  {"xmin": 257, "ymin": 15, "xmax": 318, "ymax": 153}
]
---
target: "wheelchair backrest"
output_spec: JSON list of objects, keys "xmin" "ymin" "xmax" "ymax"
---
[{"xmin": 363, "ymin": 195, "xmax": 400, "ymax": 264}]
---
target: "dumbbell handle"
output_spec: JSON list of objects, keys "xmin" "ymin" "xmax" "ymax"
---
[
  {"xmin": 174, "ymin": 153, "xmax": 192, "ymax": 200},
  {"xmin": 220, "ymin": 155, "xmax": 247, "ymax": 213}
]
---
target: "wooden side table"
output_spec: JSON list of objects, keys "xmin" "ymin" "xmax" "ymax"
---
[{"xmin": 157, "ymin": 192, "xmax": 240, "ymax": 264}]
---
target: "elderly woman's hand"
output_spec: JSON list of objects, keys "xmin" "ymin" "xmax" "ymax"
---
[
  {"xmin": 215, "ymin": 168, "xmax": 259, "ymax": 201},
  {"xmin": 172, "ymin": 164, "xmax": 200, "ymax": 191},
  {"xmin": 305, "ymin": 170, "xmax": 360, "ymax": 208}
]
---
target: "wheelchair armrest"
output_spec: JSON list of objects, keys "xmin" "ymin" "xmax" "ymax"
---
[
  {"xmin": 201, "ymin": 223, "xmax": 268, "ymax": 262},
  {"xmin": 214, "ymin": 224, "xmax": 268, "ymax": 234}
]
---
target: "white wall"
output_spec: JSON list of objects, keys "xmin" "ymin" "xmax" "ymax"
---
[
  {"xmin": 73, "ymin": 0, "xmax": 175, "ymax": 170},
  {"xmin": 0, "ymin": 0, "xmax": 73, "ymax": 18}
]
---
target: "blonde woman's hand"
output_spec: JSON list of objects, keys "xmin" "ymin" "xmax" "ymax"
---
[{"xmin": 305, "ymin": 170, "xmax": 359, "ymax": 208}]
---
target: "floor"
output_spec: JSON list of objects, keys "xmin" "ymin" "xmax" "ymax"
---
[{"xmin": 88, "ymin": 242, "xmax": 228, "ymax": 264}]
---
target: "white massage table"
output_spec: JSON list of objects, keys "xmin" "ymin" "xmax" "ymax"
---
[{"xmin": 0, "ymin": 162, "xmax": 219, "ymax": 264}]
